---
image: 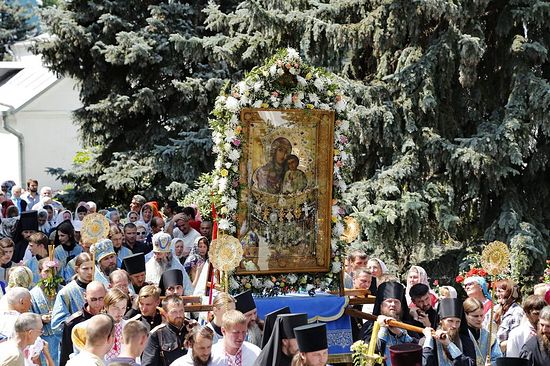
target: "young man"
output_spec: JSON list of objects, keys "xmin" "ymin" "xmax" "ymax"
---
[
  {"xmin": 409, "ymin": 283, "xmax": 439, "ymax": 330},
  {"xmin": 66, "ymin": 314, "xmax": 116, "ymax": 366},
  {"xmin": 123, "ymin": 223, "xmax": 150, "ymax": 254},
  {"xmin": 172, "ymin": 326, "xmax": 215, "ymax": 366},
  {"xmin": 292, "ymin": 323, "xmax": 329, "ymax": 366},
  {"xmin": 122, "ymin": 253, "xmax": 147, "ymax": 294},
  {"xmin": 255, "ymin": 313, "xmax": 308, "ymax": 366},
  {"xmin": 107, "ymin": 319, "xmax": 149, "ymax": 366},
  {"xmin": 0, "ymin": 237, "xmax": 15, "ymax": 284},
  {"xmin": 124, "ymin": 284, "xmax": 163, "ymax": 331},
  {"xmin": 421, "ymin": 298, "xmax": 476, "ymax": 366},
  {"xmin": 210, "ymin": 310, "xmax": 261, "ymax": 365},
  {"xmin": 25, "ymin": 232, "xmax": 50, "ymax": 284},
  {"xmin": 21, "ymin": 179, "xmax": 39, "ymax": 209},
  {"xmin": 507, "ymin": 295, "xmax": 547, "ymax": 357}
]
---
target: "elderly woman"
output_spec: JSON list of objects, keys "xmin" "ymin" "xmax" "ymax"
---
[
  {"xmin": 405, "ymin": 265, "xmax": 438, "ymax": 307},
  {"xmin": 463, "ymin": 276, "xmax": 492, "ymax": 315},
  {"xmin": 463, "ymin": 297, "xmax": 502, "ymax": 366}
]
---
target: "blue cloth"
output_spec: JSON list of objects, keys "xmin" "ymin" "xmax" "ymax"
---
[
  {"xmin": 255, "ymin": 293, "xmax": 353, "ymax": 357},
  {"xmin": 116, "ymin": 246, "xmax": 133, "ymax": 268},
  {"xmin": 31, "ymin": 285, "xmax": 61, "ymax": 366},
  {"xmin": 25, "ymin": 257, "xmax": 40, "ymax": 285},
  {"xmin": 51, "ymin": 280, "xmax": 86, "ymax": 333},
  {"xmin": 54, "ymin": 245, "xmax": 83, "ymax": 283}
]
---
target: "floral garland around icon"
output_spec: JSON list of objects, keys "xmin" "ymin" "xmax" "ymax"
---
[{"xmin": 209, "ymin": 48, "xmax": 359, "ymax": 295}]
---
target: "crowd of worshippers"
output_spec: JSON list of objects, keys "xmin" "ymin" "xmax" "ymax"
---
[
  {"xmin": 344, "ymin": 250, "xmax": 550, "ymax": 366},
  {"xmin": 0, "ymin": 181, "xmax": 331, "ymax": 366},
  {"xmin": 1, "ymin": 182, "xmax": 550, "ymax": 366}
]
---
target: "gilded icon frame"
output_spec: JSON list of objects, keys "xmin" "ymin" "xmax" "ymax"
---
[{"xmin": 236, "ymin": 108, "xmax": 334, "ymax": 275}]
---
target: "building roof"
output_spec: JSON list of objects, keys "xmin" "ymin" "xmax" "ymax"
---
[{"xmin": 0, "ymin": 62, "xmax": 60, "ymax": 113}]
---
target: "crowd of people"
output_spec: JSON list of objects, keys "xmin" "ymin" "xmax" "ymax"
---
[
  {"xmin": 0, "ymin": 179, "xmax": 549, "ymax": 366},
  {"xmin": 344, "ymin": 250, "xmax": 550, "ymax": 366}
]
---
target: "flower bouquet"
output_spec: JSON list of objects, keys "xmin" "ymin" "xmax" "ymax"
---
[{"xmin": 37, "ymin": 260, "xmax": 63, "ymax": 299}]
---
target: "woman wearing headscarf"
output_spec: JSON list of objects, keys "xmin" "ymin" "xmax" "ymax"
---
[
  {"xmin": 184, "ymin": 236, "xmax": 209, "ymax": 285},
  {"xmin": 366, "ymin": 257, "xmax": 388, "ymax": 290},
  {"xmin": 53, "ymin": 209, "xmax": 73, "ymax": 228},
  {"xmin": 138, "ymin": 202, "xmax": 161, "ymax": 235},
  {"xmin": 37, "ymin": 209, "xmax": 52, "ymax": 235},
  {"xmin": 405, "ymin": 265, "xmax": 438, "ymax": 308},
  {"xmin": 463, "ymin": 276, "xmax": 493, "ymax": 315},
  {"xmin": 73, "ymin": 202, "xmax": 90, "ymax": 223}
]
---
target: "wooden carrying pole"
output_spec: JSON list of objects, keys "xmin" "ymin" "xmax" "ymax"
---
[{"xmin": 345, "ymin": 308, "xmax": 427, "ymax": 335}]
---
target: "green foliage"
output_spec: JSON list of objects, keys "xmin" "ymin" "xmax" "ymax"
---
[
  {"xmin": 36, "ymin": 0, "xmax": 225, "ymax": 208},
  {"xmin": 0, "ymin": 0, "xmax": 36, "ymax": 60},
  {"xmin": 194, "ymin": 0, "xmax": 550, "ymax": 285}
]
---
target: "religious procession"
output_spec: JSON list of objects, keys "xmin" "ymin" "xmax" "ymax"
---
[{"xmin": 1, "ymin": 1, "xmax": 549, "ymax": 366}]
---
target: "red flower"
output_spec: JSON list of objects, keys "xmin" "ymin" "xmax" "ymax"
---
[
  {"xmin": 478, "ymin": 269, "xmax": 488, "ymax": 277},
  {"xmin": 455, "ymin": 275, "xmax": 464, "ymax": 283}
]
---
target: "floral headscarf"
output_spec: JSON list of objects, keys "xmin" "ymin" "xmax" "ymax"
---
[{"xmin": 8, "ymin": 266, "xmax": 34, "ymax": 289}]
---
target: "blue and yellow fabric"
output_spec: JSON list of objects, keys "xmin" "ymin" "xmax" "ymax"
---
[
  {"xmin": 91, "ymin": 239, "xmax": 116, "ymax": 286},
  {"xmin": 256, "ymin": 293, "xmax": 353, "ymax": 360},
  {"xmin": 31, "ymin": 285, "xmax": 62, "ymax": 366},
  {"xmin": 51, "ymin": 280, "xmax": 86, "ymax": 333},
  {"xmin": 54, "ymin": 245, "xmax": 83, "ymax": 283}
]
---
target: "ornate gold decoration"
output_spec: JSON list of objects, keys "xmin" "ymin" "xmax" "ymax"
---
[
  {"xmin": 481, "ymin": 240, "xmax": 510, "ymax": 276},
  {"xmin": 340, "ymin": 216, "xmax": 360, "ymax": 243},
  {"xmin": 80, "ymin": 213, "xmax": 110, "ymax": 245},
  {"xmin": 209, "ymin": 234, "xmax": 244, "ymax": 272}
]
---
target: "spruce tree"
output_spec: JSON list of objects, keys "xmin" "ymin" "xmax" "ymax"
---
[
  {"xmin": 194, "ymin": 0, "xmax": 550, "ymax": 284},
  {"xmin": 36, "ymin": 0, "xmax": 226, "ymax": 206},
  {"xmin": 0, "ymin": 0, "xmax": 36, "ymax": 60}
]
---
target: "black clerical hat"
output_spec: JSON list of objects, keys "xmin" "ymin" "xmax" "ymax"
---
[
  {"xmin": 438, "ymin": 298, "xmax": 462, "ymax": 319},
  {"xmin": 159, "ymin": 269, "xmax": 183, "ymax": 296},
  {"xmin": 19, "ymin": 210, "xmax": 38, "ymax": 231},
  {"xmin": 496, "ymin": 358, "xmax": 529, "ymax": 366},
  {"xmin": 121, "ymin": 253, "xmax": 145, "ymax": 275},
  {"xmin": 234, "ymin": 290, "xmax": 256, "ymax": 314},
  {"xmin": 261, "ymin": 306, "xmax": 290, "ymax": 348},
  {"xmin": 279, "ymin": 313, "xmax": 308, "ymax": 339},
  {"xmin": 294, "ymin": 323, "xmax": 328, "ymax": 353},
  {"xmin": 389, "ymin": 344, "xmax": 422, "ymax": 366},
  {"xmin": 373, "ymin": 281, "xmax": 405, "ymax": 316}
]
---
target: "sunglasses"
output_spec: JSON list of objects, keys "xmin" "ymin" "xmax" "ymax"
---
[{"xmin": 137, "ymin": 231, "xmax": 146, "ymax": 235}]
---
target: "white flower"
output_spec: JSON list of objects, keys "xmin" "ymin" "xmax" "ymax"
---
[
  {"xmin": 228, "ymin": 149, "xmax": 240, "ymax": 161},
  {"xmin": 331, "ymin": 262, "xmax": 342, "ymax": 273},
  {"xmin": 237, "ymin": 81, "xmax": 249, "ymax": 95},
  {"xmin": 289, "ymin": 67, "xmax": 297, "ymax": 75},
  {"xmin": 306, "ymin": 284, "xmax": 315, "ymax": 292},
  {"xmin": 269, "ymin": 64, "xmax": 277, "ymax": 76},
  {"xmin": 223, "ymin": 142, "xmax": 231, "ymax": 152},
  {"xmin": 218, "ymin": 218, "xmax": 230, "ymax": 230},
  {"xmin": 287, "ymin": 48, "xmax": 300, "ymax": 60},
  {"xmin": 264, "ymin": 280, "xmax": 274, "ymax": 288},
  {"xmin": 338, "ymin": 180, "xmax": 347, "ymax": 191},
  {"xmin": 287, "ymin": 274, "xmax": 298, "ymax": 284},
  {"xmin": 319, "ymin": 103, "xmax": 330, "ymax": 110},
  {"xmin": 240, "ymin": 94, "xmax": 250, "ymax": 106},
  {"xmin": 230, "ymin": 277, "xmax": 240, "ymax": 290},
  {"xmin": 331, "ymin": 205, "xmax": 340, "ymax": 216},
  {"xmin": 277, "ymin": 68, "xmax": 284, "ymax": 76},
  {"xmin": 224, "ymin": 129, "xmax": 236, "ymax": 142},
  {"xmin": 314, "ymin": 78, "xmax": 324, "ymax": 91},
  {"xmin": 272, "ymin": 100, "xmax": 280, "ymax": 108},
  {"xmin": 212, "ymin": 131, "xmax": 222, "ymax": 145},
  {"xmin": 230, "ymin": 114, "xmax": 239, "ymax": 126},
  {"xmin": 296, "ymin": 76, "xmax": 307, "ymax": 86},
  {"xmin": 227, "ymin": 198, "xmax": 238, "ymax": 211},
  {"xmin": 308, "ymin": 93, "xmax": 320, "ymax": 104},
  {"xmin": 282, "ymin": 94, "xmax": 292, "ymax": 106},
  {"xmin": 339, "ymin": 119, "xmax": 350, "ymax": 132},
  {"xmin": 252, "ymin": 277, "xmax": 262, "ymax": 288},
  {"xmin": 331, "ymin": 239, "xmax": 338, "ymax": 251},
  {"xmin": 218, "ymin": 177, "xmax": 228, "ymax": 192},
  {"xmin": 334, "ymin": 222, "xmax": 344, "ymax": 236},
  {"xmin": 253, "ymin": 81, "xmax": 264, "ymax": 92},
  {"xmin": 335, "ymin": 99, "xmax": 347, "ymax": 113},
  {"xmin": 225, "ymin": 96, "xmax": 240, "ymax": 113},
  {"xmin": 214, "ymin": 160, "xmax": 223, "ymax": 169},
  {"xmin": 244, "ymin": 261, "xmax": 258, "ymax": 271},
  {"xmin": 224, "ymin": 162, "xmax": 232, "ymax": 169},
  {"xmin": 253, "ymin": 100, "xmax": 263, "ymax": 108}
]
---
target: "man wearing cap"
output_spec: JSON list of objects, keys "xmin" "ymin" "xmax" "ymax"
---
[
  {"xmin": 142, "ymin": 295, "xmax": 194, "ymax": 366},
  {"xmin": 234, "ymin": 290, "xmax": 263, "ymax": 347},
  {"xmin": 91, "ymin": 239, "xmax": 118, "ymax": 287},
  {"xmin": 124, "ymin": 284, "xmax": 163, "ymax": 331},
  {"xmin": 122, "ymin": 253, "xmax": 148, "ymax": 294},
  {"xmin": 421, "ymin": 298, "xmax": 476, "ymax": 366},
  {"xmin": 255, "ymin": 313, "xmax": 308, "ymax": 366},
  {"xmin": 211, "ymin": 310, "xmax": 261, "ymax": 365},
  {"xmin": 361, "ymin": 282, "xmax": 416, "ymax": 364},
  {"xmin": 145, "ymin": 232, "xmax": 190, "ymax": 288},
  {"xmin": 519, "ymin": 305, "xmax": 550, "ymax": 366},
  {"xmin": 292, "ymin": 323, "xmax": 329, "ymax": 366},
  {"xmin": 409, "ymin": 283, "xmax": 439, "ymax": 330}
]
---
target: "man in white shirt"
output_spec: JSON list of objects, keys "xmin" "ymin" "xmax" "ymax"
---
[
  {"xmin": 0, "ymin": 287, "xmax": 32, "ymax": 338},
  {"xmin": 507, "ymin": 294, "xmax": 547, "ymax": 357},
  {"xmin": 0, "ymin": 313, "xmax": 43, "ymax": 366},
  {"xmin": 167, "ymin": 213, "xmax": 201, "ymax": 258},
  {"xmin": 66, "ymin": 314, "xmax": 115, "ymax": 366},
  {"xmin": 172, "ymin": 325, "xmax": 215, "ymax": 366},
  {"xmin": 211, "ymin": 310, "xmax": 261, "ymax": 366}
]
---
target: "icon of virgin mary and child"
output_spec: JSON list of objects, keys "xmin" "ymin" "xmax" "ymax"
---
[{"xmin": 253, "ymin": 137, "xmax": 308, "ymax": 194}]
